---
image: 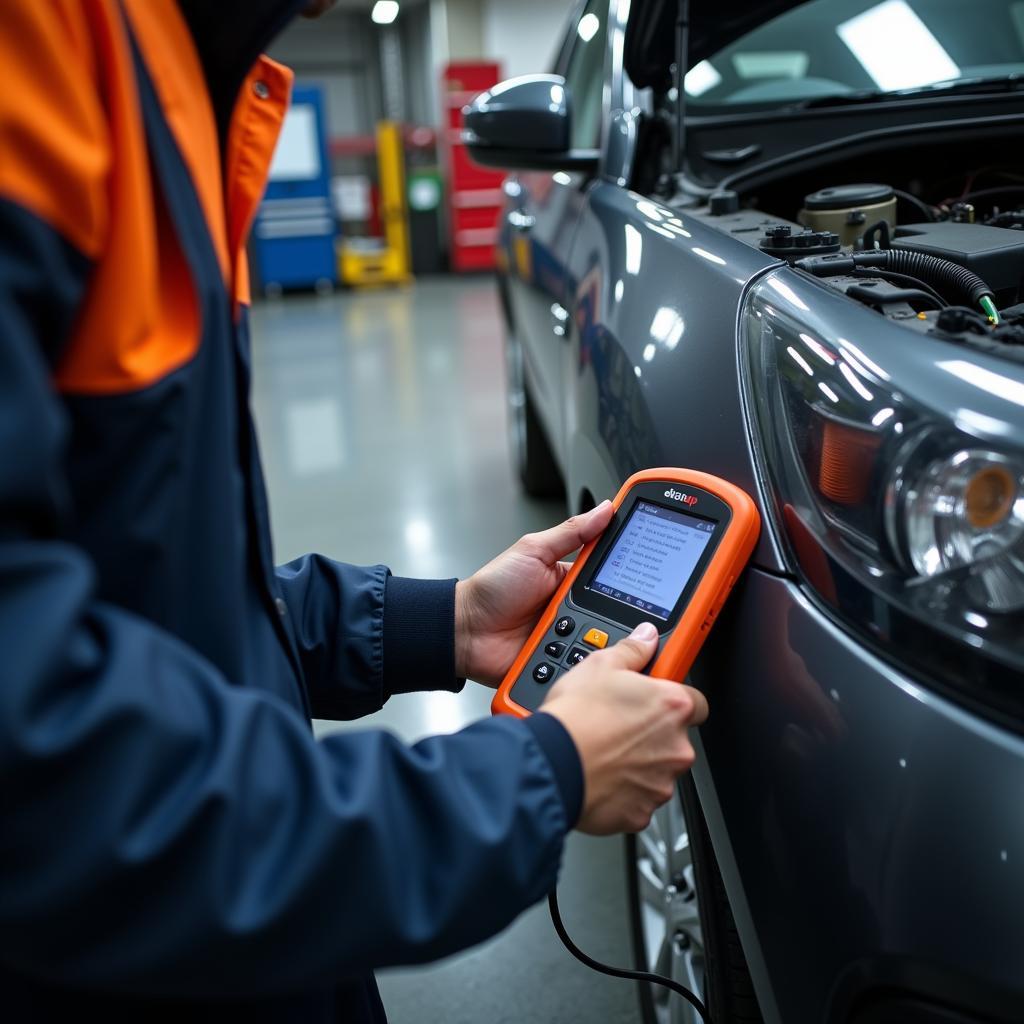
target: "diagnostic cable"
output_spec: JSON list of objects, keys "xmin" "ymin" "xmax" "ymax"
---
[{"xmin": 492, "ymin": 468, "xmax": 760, "ymax": 1023}]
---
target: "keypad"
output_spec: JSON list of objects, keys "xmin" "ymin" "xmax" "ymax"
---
[
  {"xmin": 566, "ymin": 646, "xmax": 589, "ymax": 666},
  {"xmin": 532, "ymin": 663, "xmax": 556, "ymax": 683},
  {"xmin": 554, "ymin": 615, "xmax": 576, "ymax": 636}
]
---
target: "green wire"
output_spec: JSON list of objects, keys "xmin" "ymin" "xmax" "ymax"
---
[{"xmin": 980, "ymin": 295, "xmax": 1000, "ymax": 324}]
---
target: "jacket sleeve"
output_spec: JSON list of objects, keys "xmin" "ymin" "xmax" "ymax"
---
[
  {"xmin": 0, "ymin": 3, "xmax": 584, "ymax": 997},
  {"xmin": 0, "ymin": 190, "xmax": 584, "ymax": 995},
  {"xmin": 275, "ymin": 556, "xmax": 464, "ymax": 721}
]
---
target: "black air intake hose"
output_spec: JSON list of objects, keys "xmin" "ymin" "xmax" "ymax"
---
[
  {"xmin": 795, "ymin": 250, "xmax": 994, "ymax": 309},
  {"xmin": 856, "ymin": 250, "xmax": 992, "ymax": 308}
]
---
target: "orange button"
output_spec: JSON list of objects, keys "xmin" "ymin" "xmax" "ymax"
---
[{"xmin": 582, "ymin": 627, "xmax": 609, "ymax": 649}]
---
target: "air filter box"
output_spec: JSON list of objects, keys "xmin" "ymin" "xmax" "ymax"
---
[{"xmin": 893, "ymin": 222, "xmax": 1024, "ymax": 298}]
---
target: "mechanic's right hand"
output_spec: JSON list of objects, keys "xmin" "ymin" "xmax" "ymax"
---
[{"xmin": 540, "ymin": 622, "xmax": 708, "ymax": 835}]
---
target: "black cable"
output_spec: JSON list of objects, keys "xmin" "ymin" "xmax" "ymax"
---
[
  {"xmin": 547, "ymin": 889, "xmax": 713, "ymax": 1023},
  {"xmin": 851, "ymin": 267, "xmax": 948, "ymax": 307},
  {"xmin": 796, "ymin": 250, "xmax": 992, "ymax": 309},
  {"xmin": 891, "ymin": 188, "xmax": 937, "ymax": 223},
  {"xmin": 957, "ymin": 185, "xmax": 1024, "ymax": 205}
]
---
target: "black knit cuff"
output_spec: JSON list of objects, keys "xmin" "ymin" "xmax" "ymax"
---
[{"xmin": 382, "ymin": 576, "xmax": 464, "ymax": 696}]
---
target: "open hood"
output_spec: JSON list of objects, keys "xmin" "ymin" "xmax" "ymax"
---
[{"xmin": 624, "ymin": 0, "xmax": 812, "ymax": 90}]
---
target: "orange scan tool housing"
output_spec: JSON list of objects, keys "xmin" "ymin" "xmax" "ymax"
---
[{"xmin": 492, "ymin": 468, "xmax": 761, "ymax": 719}]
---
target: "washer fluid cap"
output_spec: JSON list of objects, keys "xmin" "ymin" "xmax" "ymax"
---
[{"xmin": 803, "ymin": 183, "xmax": 894, "ymax": 211}]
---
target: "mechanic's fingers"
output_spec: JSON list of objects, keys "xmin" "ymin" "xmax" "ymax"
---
[
  {"xmin": 601, "ymin": 621, "xmax": 659, "ymax": 669},
  {"xmin": 520, "ymin": 500, "xmax": 613, "ymax": 564},
  {"xmin": 680, "ymin": 684, "xmax": 709, "ymax": 727}
]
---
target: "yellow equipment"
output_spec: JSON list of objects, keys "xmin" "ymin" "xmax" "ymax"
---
[{"xmin": 339, "ymin": 121, "xmax": 412, "ymax": 287}]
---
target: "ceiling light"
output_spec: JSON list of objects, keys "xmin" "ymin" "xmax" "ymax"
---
[
  {"xmin": 837, "ymin": 0, "xmax": 958, "ymax": 92},
  {"xmin": 372, "ymin": 1, "xmax": 399, "ymax": 25}
]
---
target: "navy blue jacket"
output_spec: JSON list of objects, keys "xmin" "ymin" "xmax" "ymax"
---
[{"xmin": 0, "ymin": 2, "xmax": 581, "ymax": 1020}]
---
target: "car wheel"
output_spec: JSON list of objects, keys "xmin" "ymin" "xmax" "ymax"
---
[
  {"xmin": 627, "ymin": 775, "xmax": 763, "ymax": 1024},
  {"xmin": 505, "ymin": 328, "xmax": 563, "ymax": 497}
]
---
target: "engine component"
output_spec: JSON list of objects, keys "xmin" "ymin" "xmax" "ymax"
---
[
  {"xmin": 893, "ymin": 222, "xmax": 1024, "ymax": 299},
  {"xmin": 800, "ymin": 183, "xmax": 897, "ymax": 247},
  {"xmin": 795, "ymin": 250, "xmax": 996, "ymax": 318},
  {"xmin": 759, "ymin": 225, "xmax": 840, "ymax": 258},
  {"xmin": 708, "ymin": 189, "xmax": 740, "ymax": 215},
  {"xmin": 949, "ymin": 202, "xmax": 976, "ymax": 224}
]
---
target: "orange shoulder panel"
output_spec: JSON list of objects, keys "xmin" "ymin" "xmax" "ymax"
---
[
  {"xmin": 53, "ymin": 0, "xmax": 201, "ymax": 394},
  {"xmin": 0, "ymin": 1, "xmax": 111, "ymax": 258}
]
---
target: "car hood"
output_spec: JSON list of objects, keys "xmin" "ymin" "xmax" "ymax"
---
[{"xmin": 625, "ymin": 0, "xmax": 812, "ymax": 90}]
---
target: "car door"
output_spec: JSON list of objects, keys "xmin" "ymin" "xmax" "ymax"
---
[{"xmin": 505, "ymin": 0, "xmax": 611, "ymax": 469}]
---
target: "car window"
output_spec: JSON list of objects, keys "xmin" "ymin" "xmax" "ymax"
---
[
  {"xmin": 684, "ymin": 0, "xmax": 1024, "ymax": 110},
  {"xmin": 563, "ymin": 0, "xmax": 609, "ymax": 149}
]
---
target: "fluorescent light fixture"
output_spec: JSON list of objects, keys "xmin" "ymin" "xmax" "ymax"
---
[
  {"xmin": 577, "ymin": 12, "xmax": 600, "ymax": 42},
  {"xmin": 684, "ymin": 60, "xmax": 721, "ymax": 97},
  {"xmin": 372, "ymin": 1, "xmax": 399, "ymax": 25},
  {"xmin": 837, "ymin": 1, "xmax": 958, "ymax": 92},
  {"xmin": 733, "ymin": 52, "xmax": 809, "ymax": 80}
]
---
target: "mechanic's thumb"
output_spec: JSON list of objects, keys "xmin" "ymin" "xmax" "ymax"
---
[
  {"xmin": 522, "ymin": 500, "xmax": 614, "ymax": 564},
  {"xmin": 604, "ymin": 621, "xmax": 659, "ymax": 669}
]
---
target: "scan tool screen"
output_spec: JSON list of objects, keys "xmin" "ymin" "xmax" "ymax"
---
[{"xmin": 589, "ymin": 501, "xmax": 716, "ymax": 620}]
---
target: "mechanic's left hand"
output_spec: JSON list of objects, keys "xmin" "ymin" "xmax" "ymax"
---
[{"xmin": 455, "ymin": 501, "xmax": 614, "ymax": 686}]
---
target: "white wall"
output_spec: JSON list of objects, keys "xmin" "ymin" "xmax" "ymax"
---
[
  {"xmin": 481, "ymin": 0, "xmax": 576, "ymax": 79},
  {"xmin": 269, "ymin": 13, "xmax": 383, "ymax": 136}
]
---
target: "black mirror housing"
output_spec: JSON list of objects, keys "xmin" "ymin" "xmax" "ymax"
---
[{"xmin": 463, "ymin": 74, "xmax": 600, "ymax": 172}]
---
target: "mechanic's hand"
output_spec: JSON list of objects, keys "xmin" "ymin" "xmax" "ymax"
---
[
  {"xmin": 541, "ymin": 623, "xmax": 709, "ymax": 835},
  {"xmin": 455, "ymin": 501, "xmax": 614, "ymax": 686}
]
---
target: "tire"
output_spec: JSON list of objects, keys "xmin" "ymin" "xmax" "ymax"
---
[
  {"xmin": 626, "ymin": 775, "xmax": 763, "ymax": 1024},
  {"xmin": 506, "ymin": 328, "xmax": 564, "ymax": 497}
]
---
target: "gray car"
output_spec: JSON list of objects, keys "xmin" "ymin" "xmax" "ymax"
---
[{"xmin": 464, "ymin": 1, "xmax": 1024, "ymax": 1021}]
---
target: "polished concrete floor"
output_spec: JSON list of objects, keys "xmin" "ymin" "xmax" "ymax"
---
[{"xmin": 249, "ymin": 278, "xmax": 640, "ymax": 1023}]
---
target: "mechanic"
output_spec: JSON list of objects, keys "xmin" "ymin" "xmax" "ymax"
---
[{"xmin": 1, "ymin": 1, "xmax": 707, "ymax": 1021}]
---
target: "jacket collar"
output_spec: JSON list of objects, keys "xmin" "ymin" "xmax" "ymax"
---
[{"xmin": 176, "ymin": 0, "xmax": 307, "ymax": 144}]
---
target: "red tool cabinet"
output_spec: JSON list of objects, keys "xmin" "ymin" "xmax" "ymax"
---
[{"xmin": 442, "ymin": 61, "xmax": 505, "ymax": 272}]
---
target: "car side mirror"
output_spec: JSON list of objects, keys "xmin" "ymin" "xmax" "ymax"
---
[{"xmin": 462, "ymin": 74, "xmax": 600, "ymax": 173}]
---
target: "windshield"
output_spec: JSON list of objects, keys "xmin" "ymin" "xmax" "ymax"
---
[{"xmin": 685, "ymin": 0, "xmax": 1024, "ymax": 109}]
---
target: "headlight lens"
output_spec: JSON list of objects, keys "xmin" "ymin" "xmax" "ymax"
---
[
  {"xmin": 744, "ymin": 270, "xmax": 1024, "ymax": 722},
  {"xmin": 894, "ymin": 449, "xmax": 1024, "ymax": 584}
]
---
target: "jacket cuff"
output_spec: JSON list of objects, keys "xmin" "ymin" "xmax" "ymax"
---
[
  {"xmin": 383, "ymin": 576, "xmax": 464, "ymax": 696},
  {"xmin": 521, "ymin": 713, "xmax": 584, "ymax": 828}
]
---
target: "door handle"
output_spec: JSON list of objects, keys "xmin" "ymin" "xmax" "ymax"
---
[
  {"xmin": 508, "ymin": 209, "xmax": 536, "ymax": 231},
  {"xmin": 550, "ymin": 302, "xmax": 570, "ymax": 338}
]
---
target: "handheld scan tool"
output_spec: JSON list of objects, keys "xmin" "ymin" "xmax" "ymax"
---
[{"xmin": 493, "ymin": 469, "xmax": 760, "ymax": 717}]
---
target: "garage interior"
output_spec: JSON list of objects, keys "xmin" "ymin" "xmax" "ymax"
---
[
  {"xmin": 251, "ymin": 282, "xmax": 637, "ymax": 1021},
  {"xmin": 252, "ymin": 2, "xmax": 637, "ymax": 1020}
]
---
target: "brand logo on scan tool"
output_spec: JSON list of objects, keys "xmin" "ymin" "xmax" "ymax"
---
[{"xmin": 664, "ymin": 487, "xmax": 698, "ymax": 506}]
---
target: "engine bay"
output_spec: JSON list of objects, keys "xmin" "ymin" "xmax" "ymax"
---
[{"xmin": 688, "ymin": 168, "xmax": 1024, "ymax": 362}]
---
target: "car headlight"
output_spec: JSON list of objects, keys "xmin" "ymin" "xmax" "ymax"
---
[{"xmin": 743, "ymin": 269, "xmax": 1024, "ymax": 723}]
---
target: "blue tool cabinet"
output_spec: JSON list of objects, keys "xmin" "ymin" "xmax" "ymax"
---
[{"xmin": 253, "ymin": 85, "xmax": 338, "ymax": 292}]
